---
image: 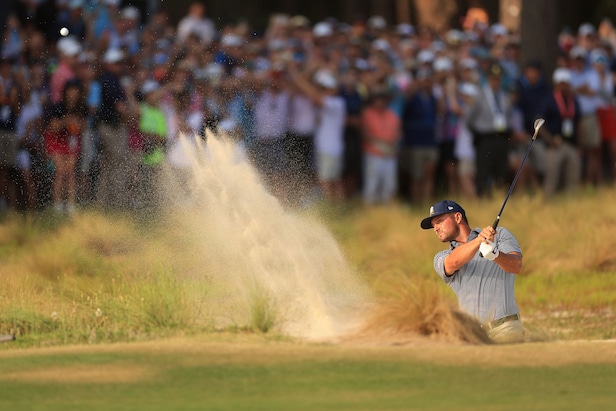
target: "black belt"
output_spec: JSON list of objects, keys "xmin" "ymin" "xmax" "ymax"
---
[{"xmin": 481, "ymin": 314, "xmax": 520, "ymax": 330}]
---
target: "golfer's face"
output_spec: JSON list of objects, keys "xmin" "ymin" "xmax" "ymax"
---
[{"xmin": 432, "ymin": 213, "xmax": 457, "ymax": 242}]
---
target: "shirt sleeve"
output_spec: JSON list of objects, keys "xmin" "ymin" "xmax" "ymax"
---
[
  {"xmin": 495, "ymin": 227, "xmax": 522, "ymax": 256},
  {"xmin": 434, "ymin": 249, "xmax": 455, "ymax": 284}
]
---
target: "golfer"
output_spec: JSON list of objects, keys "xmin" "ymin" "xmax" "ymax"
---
[{"xmin": 421, "ymin": 200, "xmax": 524, "ymax": 343}]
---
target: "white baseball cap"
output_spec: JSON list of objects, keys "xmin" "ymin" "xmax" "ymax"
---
[
  {"xmin": 103, "ymin": 48, "xmax": 124, "ymax": 64},
  {"xmin": 417, "ymin": 49, "xmax": 435, "ymax": 65},
  {"xmin": 433, "ymin": 57, "xmax": 453, "ymax": 72},
  {"xmin": 313, "ymin": 22, "xmax": 333, "ymax": 38},
  {"xmin": 553, "ymin": 67, "xmax": 572, "ymax": 84},
  {"xmin": 57, "ymin": 37, "xmax": 82, "ymax": 57},
  {"xmin": 367, "ymin": 15, "xmax": 387, "ymax": 30},
  {"xmin": 141, "ymin": 80, "xmax": 159, "ymax": 95},
  {"xmin": 314, "ymin": 69, "xmax": 338, "ymax": 89}
]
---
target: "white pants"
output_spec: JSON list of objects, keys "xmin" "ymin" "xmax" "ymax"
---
[
  {"xmin": 362, "ymin": 153, "xmax": 397, "ymax": 204},
  {"xmin": 487, "ymin": 319, "xmax": 525, "ymax": 344}
]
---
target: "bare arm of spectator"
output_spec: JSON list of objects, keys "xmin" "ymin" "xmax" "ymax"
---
[{"xmin": 287, "ymin": 63, "xmax": 324, "ymax": 106}]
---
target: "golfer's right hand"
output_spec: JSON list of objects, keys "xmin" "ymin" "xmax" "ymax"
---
[{"xmin": 479, "ymin": 240, "xmax": 499, "ymax": 261}]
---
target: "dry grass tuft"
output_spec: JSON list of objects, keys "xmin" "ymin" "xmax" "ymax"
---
[{"xmin": 362, "ymin": 272, "xmax": 492, "ymax": 344}]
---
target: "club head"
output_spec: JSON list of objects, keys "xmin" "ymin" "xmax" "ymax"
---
[{"xmin": 532, "ymin": 118, "xmax": 545, "ymax": 139}]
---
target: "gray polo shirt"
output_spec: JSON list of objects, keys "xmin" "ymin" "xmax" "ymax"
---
[{"xmin": 434, "ymin": 227, "xmax": 521, "ymax": 323}]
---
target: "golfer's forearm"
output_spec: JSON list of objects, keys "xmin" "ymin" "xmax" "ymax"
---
[
  {"xmin": 495, "ymin": 252, "xmax": 522, "ymax": 274},
  {"xmin": 444, "ymin": 239, "xmax": 481, "ymax": 274}
]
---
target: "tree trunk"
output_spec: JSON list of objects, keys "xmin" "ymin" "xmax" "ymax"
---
[{"xmin": 519, "ymin": 0, "xmax": 559, "ymax": 81}]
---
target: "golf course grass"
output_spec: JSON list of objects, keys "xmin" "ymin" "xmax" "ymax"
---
[{"xmin": 1, "ymin": 334, "xmax": 615, "ymax": 410}]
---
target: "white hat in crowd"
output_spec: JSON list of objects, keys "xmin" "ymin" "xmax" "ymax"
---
[
  {"xmin": 417, "ymin": 49, "xmax": 435, "ymax": 65},
  {"xmin": 459, "ymin": 82, "xmax": 479, "ymax": 97},
  {"xmin": 433, "ymin": 57, "xmax": 453, "ymax": 72},
  {"xmin": 121, "ymin": 6, "xmax": 141, "ymax": 21},
  {"xmin": 141, "ymin": 80, "xmax": 159, "ymax": 95},
  {"xmin": 57, "ymin": 37, "xmax": 82, "ymax": 57},
  {"xmin": 103, "ymin": 48, "xmax": 124, "ymax": 64},
  {"xmin": 396, "ymin": 23, "xmax": 414, "ymax": 37},
  {"xmin": 314, "ymin": 68, "xmax": 338, "ymax": 89},
  {"xmin": 590, "ymin": 48, "xmax": 608, "ymax": 64},
  {"xmin": 221, "ymin": 34, "xmax": 243, "ymax": 47},
  {"xmin": 553, "ymin": 67, "xmax": 572, "ymax": 84},
  {"xmin": 578, "ymin": 22, "xmax": 596, "ymax": 37},
  {"xmin": 367, "ymin": 15, "xmax": 387, "ymax": 30},
  {"xmin": 459, "ymin": 57, "xmax": 478, "ymax": 70},
  {"xmin": 569, "ymin": 46, "xmax": 587, "ymax": 59},
  {"xmin": 313, "ymin": 22, "xmax": 333, "ymax": 38}
]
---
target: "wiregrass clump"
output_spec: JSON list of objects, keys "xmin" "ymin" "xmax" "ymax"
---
[{"xmin": 362, "ymin": 272, "xmax": 492, "ymax": 344}]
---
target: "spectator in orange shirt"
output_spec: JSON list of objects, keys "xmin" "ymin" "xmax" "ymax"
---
[{"xmin": 361, "ymin": 89, "xmax": 401, "ymax": 205}]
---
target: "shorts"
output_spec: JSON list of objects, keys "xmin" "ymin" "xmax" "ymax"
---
[
  {"xmin": 579, "ymin": 113, "xmax": 601, "ymax": 149},
  {"xmin": 597, "ymin": 106, "xmax": 616, "ymax": 142},
  {"xmin": 400, "ymin": 146, "xmax": 439, "ymax": 180},
  {"xmin": 457, "ymin": 158, "xmax": 476, "ymax": 177},
  {"xmin": 317, "ymin": 152, "xmax": 343, "ymax": 182},
  {"xmin": 0, "ymin": 130, "xmax": 17, "ymax": 168}
]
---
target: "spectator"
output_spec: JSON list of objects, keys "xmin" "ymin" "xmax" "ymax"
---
[
  {"xmin": 466, "ymin": 62, "xmax": 514, "ymax": 196},
  {"xmin": 287, "ymin": 78, "xmax": 317, "ymax": 203},
  {"xmin": 0, "ymin": 79, "xmax": 21, "ymax": 211},
  {"xmin": 289, "ymin": 65, "xmax": 346, "ymax": 201},
  {"xmin": 591, "ymin": 48, "xmax": 616, "ymax": 183},
  {"xmin": 401, "ymin": 69, "xmax": 439, "ymax": 203},
  {"xmin": 44, "ymin": 79, "xmax": 88, "ymax": 213},
  {"xmin": 95, "ymin": 48, "xmax": 130, "ymax": 209},
  {"xmin": 251, "ymin": 67, "xmax": 290, "ymax": 197},
  {"xmin": 539, "ymin": 68, "xmax": 582, "ymax": 197},
  {"xmin": 455, "ymin": 82, "xmax": 479, "ymax": 199},
  {"xmin": 50, "ymin": 36, "xmax": 81, "ymax": 104},
  {"xmin": 177, "ymin": 1, "xmax": 216, "ymax": 46},
  {"xmin": 361, "ymin": 88, "xmax": 401, "ymax": 205},
  {"xmin": 569, "ymin": 46, "xmax": 603, "ymax": 187}
]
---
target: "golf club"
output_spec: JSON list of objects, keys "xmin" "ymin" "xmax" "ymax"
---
[{"xmin": 491, "ymin": 118, "xmax": 545, "ymax": 229}]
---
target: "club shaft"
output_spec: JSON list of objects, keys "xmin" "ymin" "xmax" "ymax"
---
[{"xmin": 492, "ymin": 134, "xmax": 537, "ymax": 229}]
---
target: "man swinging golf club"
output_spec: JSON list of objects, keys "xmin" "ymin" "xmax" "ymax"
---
[{"xmin": 421, "ymin": 200, "xmax": 524, "ymax": 343}]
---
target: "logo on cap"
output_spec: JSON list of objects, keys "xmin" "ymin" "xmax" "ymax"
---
[{"xmin": 429, "ymin": 206, "xmax": 435, "ymax": 216}]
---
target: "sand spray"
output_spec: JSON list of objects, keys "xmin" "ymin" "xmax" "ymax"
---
[{"xmin": 159, "ymin": 133, "xmax": 371, "ymax": 339}]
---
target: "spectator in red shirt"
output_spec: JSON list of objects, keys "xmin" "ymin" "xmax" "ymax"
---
[{"xmin": 361, "ymin": 88, "xmax": 401, "ymax": 205}]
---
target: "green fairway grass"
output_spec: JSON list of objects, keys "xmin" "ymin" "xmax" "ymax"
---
[{"xmin": 1, "ymin": 335, "xmax": 615, "ymax": 411}]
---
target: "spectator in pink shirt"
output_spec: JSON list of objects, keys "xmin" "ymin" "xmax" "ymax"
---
[
  {"xmin": 361, "ymin": 89, "xmax": 401, "ymax": 205},
  {"xmin": 50, "ymin": 37, "xmax": 81, "ymax": 104}
]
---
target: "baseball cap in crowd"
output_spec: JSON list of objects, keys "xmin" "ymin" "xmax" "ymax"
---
[
  {"xmin": 121, "ymin": 6, "xmax": 141, "ymax": 21},
  {"xmin": 397, "ymin": 23, "xmax": 415, "ymax": 37},
  {"xmin": 314, "ymin": 68, "xmax": 338, "ymax": 89},
  {"xmin": 103, "ymin": 48, "xmax": 124, "ymax": 64},
  {"xmin": 552, "ymin": 67, "xmax": 572, "ymax": 84},
  {"xmin": 367, "ymin": 15, "xmax": 387, "ymax": 30},
  {"xmin": 578, "ymin": 22, "xmax": 596, "ymax": 37},
  {"xmin": 459, "ymin": 82, "xmax": 479, "ymax": 97},
  {"xmin": 490, "ymin": 23, "xmax": 508, "ymax": 38},
  {"xmin": 57, "ymin": 37, "xmax": 82, "ymax": 57},
  {"xmin": 420, "ymin": 200, "xmax": 466, "ymax": 229},
  {"xmin": 459, "ymin": 57, "xmax": 478, "ymax": 70},
  {"xmin": 313, "ymin": 21, "xmax": 333, "ymax": 38},
  {"xmin": 417, "ymin": 49, "xmax": 435, "ymax": 65},
  {"xmin": 141, "ymin": 80, "xmax": 159, "ymax": 95},
  {"xmin": 590, "ymin": 48, "xmax": 608, "ymax": 65},
  {"xmin": 570, "ymin": 46, "xmax": 587, "ymax": 60},
  {"xmin": 433, "ymin": 57, "xmax": 453, "ymax": 72}
]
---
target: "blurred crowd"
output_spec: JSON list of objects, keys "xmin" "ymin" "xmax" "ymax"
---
[{"xmin": 2, "ymin": 0, "xmax": 616, "ymax": 214}]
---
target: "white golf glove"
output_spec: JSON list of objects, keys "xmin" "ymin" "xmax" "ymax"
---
[{"xmin": 479, "ymin": 240, "xmax": 499, "ymax": 261}]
